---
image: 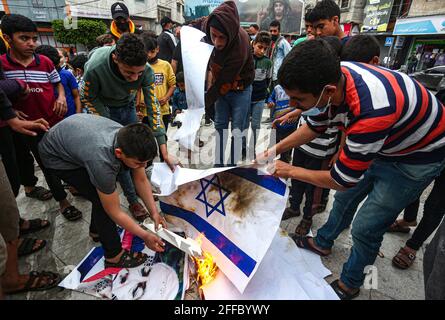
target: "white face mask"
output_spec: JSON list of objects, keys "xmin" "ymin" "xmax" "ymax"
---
[{"xmin": 313, "ymin": 85, "xmax": 332, "ymax": 114}]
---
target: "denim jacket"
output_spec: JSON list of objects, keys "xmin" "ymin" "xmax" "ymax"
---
[{"xmin": 270, "ymin": 36, "xmax": 291, "ymax": 81}]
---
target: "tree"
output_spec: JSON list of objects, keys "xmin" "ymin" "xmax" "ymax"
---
[{"xmin": 52, "ymin": 18, "xmax": 107, "ymax": 49}]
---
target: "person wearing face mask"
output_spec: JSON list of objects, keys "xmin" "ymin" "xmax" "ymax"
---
[
  {"xmin": 140, "ymin": 34, "xmax": 176, "ymax": 131},
  {"xmin": 157, "ymin": 16, "xmax": 177, "ymax": 63},
  {"xmin": 256, "ymin": 39, "xmax": 445, "ymax": 300},
  {"xmin": 109, "ymin": 2, "xmax": 135, "ymax": 41}
]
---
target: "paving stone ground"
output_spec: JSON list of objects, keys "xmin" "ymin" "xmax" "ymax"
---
[{"xmin": 8, "ymin": 109, "xmax": 431, "ymax": 300}]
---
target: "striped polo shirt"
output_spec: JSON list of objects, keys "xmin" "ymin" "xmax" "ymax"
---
[
  {"xmin": 0, "ymin": 53, "xmax": 62, "ymax": 126},
  {"xmin": 298, "ymin": 115, "xmax": 340, "ymax": 159},
  {"xmin": 306, "ymin": 62, "xmax": 445, "ymax": 188}
]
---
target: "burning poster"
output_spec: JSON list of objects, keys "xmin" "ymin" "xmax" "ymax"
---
[
  {"xmin": 153, "ymin": 164, "xmax": 289, "ymax": 293},
  {"xmin": 59, "ymin": 229, "xmax": 188, "ymax": 300},
  {"xmin": 202, "ymin": 230, "xmax": 339, "ymax": 300}
]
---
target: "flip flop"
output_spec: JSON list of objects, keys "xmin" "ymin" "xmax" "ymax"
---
[
  {"xmin": 25, "ymin": 186, "xmax": 53, "ymax": 201},
  {"xmin": 5, "ymin": 271, "xmax": 60, "ymax": 295},
  {"xmin": 61, "ymin": 206, "xmax": 82, "ymax": 221},
  {"xmin": 330, "ymin": 280, "xmax": 360, "ymax": 300},
  {"xmin": 18, "ymin": 238, "xmax": 47, "ymax": 257},
  {"xmin": 290, "ymin": 234, "xmax": 330, "ymax": 257},
  {"xmin": 19, "ymin": 218, "xmax": 50, "ymax": 236},
  {"xmin": 104, "ymin": 251, "xmax": 148, "ymax": 269}
]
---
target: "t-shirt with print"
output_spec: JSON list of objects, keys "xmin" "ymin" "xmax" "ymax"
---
[
  {"xmin": 0, "ymin": 53, "xmax": 62, "ymax": 126},
  {"xmin": 39, "ymin": 114, "xmax": 124, "ymax": 194},
  {"xmin": 149, "ymin": 59, "xmax": 176, "ymax": 116}
]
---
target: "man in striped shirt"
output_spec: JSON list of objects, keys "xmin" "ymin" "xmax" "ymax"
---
[{"xmin": 256, "ymin": 39, "xmax": 445, "ymax": 299}]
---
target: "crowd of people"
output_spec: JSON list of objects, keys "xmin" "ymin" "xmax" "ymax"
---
[{"xmin": 0, "ymin": 0, "xmax": 444, "ymax": 300}]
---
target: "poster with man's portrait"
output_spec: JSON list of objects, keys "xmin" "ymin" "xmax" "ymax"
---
[
  {"xmin": 184, "ymin": 0, "xmax": 303, "ymax": 34},
  {"xmin": 236, "ymin": 0, "xmax": 303, "ymax": 34}
]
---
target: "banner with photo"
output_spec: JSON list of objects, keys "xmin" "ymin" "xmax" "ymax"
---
[
  {"xmin": 59, "ymin": 229, "xmax": 189, "ymax": 300},
  {"xmin": 184, "ymin": 0, "xmax": 303, "ymax": 34},
  {"xmin": 236, "ymin": 0, "xmax": 303, "ymax": 34}
]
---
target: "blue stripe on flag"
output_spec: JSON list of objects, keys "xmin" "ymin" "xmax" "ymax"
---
[
  {"xmin": 160, "ymin": 201, "xmax": 257, "ymax": 277},
  {"xmin": 77, "ymin": 247, "xmax": 104, "ymax": 283},
  {"xmin": 228, "ymin": 167, "xmax": 287, "ymax": 196}
]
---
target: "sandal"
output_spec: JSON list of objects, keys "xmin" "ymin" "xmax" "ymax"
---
[
  {"xmin": 5, "ymin": 271, "xmax": 60, "ymax": 294},
  {"xmin": 295, "ymin": 218, "xmax": 313, "ymax": 236},
  {"xmin": 392, "ymin": 247, "xmax": 416, "ymax": 269},
  {"xmin": 18, "ymin": 238, "xmax": 47, "ymax": 257},
  {"xmin": 104, "ymin": 250, "xmax": 148, "ymax": 269},
  {"xmin": 290, "ymin": 234, "xmax": 330, "ymax": 257},
  {"xmin": 387, "ymin": 220, "xmax": 412, "ymax": 233},
  {"xmin": 330, "ymin": 279, "xmax": 360, "ymax": 300},
  {"xmin": 19, "ymin": 218, "xmax": 50, "ymax": 236},
  {"xmin": 61, "ymin": 206, "xmax": 82, "ymax": 221},
  {"xmin": 89, "ymin": 232, "xmax": 100, "ymax": 243},
  {"xmin": 25, "ymin": 186, "xmax": 53, "ymax": 201}
]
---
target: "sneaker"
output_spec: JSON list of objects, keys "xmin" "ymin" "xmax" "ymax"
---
[
  {"xmin": 281, "ymin": 207, "xmax": 301, "ymax": 220},
  {"xmin": 129, "ymin": 202, "xmax": 149, "ymax": 222}
]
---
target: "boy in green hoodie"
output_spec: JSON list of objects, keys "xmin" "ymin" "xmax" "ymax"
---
[{"xmin": 82, "ymin": 34, "xmax": 175, "ymax": 221}]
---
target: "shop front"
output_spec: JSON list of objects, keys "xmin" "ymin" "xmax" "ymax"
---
[{"xmin": 394, "ymin": 15, "xmax": 445, "ymax": 72}]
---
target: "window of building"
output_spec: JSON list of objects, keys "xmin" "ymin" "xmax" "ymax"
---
[
  {"xmin": 339, "ymin": 0, "xmax": 349, "ymax": 9},
  {"xmin": 32, "ymin": 0, "xmax": 44, "ymax": 7},
  {"xmin": 158, "ymin": 7, "xmax": 172, "ymax": 21},
  {"xmin": 177, "ymin": 3, "xmax": 183, "ymax": 16}
]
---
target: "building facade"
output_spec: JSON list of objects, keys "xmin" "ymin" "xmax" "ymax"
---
[
  {"xmin": 393, "ymin": 0, "xmax": 445, "ymax": 72},
  {"xmin": 0, "ymin": 0, "xmax": 185, "ymax": 50}
]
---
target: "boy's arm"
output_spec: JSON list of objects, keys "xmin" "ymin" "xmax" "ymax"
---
[
  {"xmin": 72, "ymin": 88, "xmax": 82, "ymax": 113},
  {"xmin": 158, "ymin": 65, "xmax": 176, "ymax": 105},
  {"xmin": 82, "ymin": 70, "xmax": 108, "ymax": 117},
  {"xmin": 132, "ymin": 167, "xmax": 167, "ymax": 230},
  {"xmin": 142, "ymin": 82, "xmax": 166, "ymax": 146},
  {"xmin": 54, "ymin": 82, "xmax": 67, "ymax": 117},
  {"xmin": 98, "ymin": 190, "xmax": 165, "ymax": 252}
]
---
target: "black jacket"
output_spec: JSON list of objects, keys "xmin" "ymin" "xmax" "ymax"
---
[{"xmin": 157, "ymin": 30, "xmax": 176, "ymax": 63}]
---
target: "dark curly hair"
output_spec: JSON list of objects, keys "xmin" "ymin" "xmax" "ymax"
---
[
  {"xmin": 253, "ymin": 31, "xmax": 272, "ymax": 46},
  {"xmin": 70, "ymin": 54, "xmax": 88, "ymax": 71},
  {"xmin": 114, "ymin": 33, "xmax": 147, "ymax": 66},
  {"xmin": 278, "ymin": 39, "xmax": 341, "ymax": 95},
  {"xmin": 35, "ymin": 45, "xmax": 61, "ymax": 69},
  {"xmin": 310, "ymin": 0, "xmax": 341, "ymax": 22},
  {"xmin": 1, "ymin": 14, "xmax": 37, "ymax": 38},
  {"xmin": 116, "ymin": 123, "xmax": 158, "ymax": 161}
]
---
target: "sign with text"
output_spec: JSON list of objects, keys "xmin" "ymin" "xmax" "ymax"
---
[{"xmin": 361, "ymin": 0, "xmax": 394, "ymax": 33}]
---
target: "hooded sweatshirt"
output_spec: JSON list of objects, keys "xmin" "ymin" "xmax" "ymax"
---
[{"xmin": 202, "ymin": 1, "xmax": 254, "ymax": 107}]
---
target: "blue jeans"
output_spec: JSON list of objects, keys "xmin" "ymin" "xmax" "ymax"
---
[
  {"xmin": 214, "ymin": 86, "xmax": 252, "ymax": 166},
  {"xmin": 314, "ymin": 158, "xmax": 445, "ymax": 289},
  {"xmin": 108, "ymin": 103, "xmax": 139, "ymax": 205},
  {"xmin": 248, "ymin": 100, "xmax": 265, "ymax": 156}
]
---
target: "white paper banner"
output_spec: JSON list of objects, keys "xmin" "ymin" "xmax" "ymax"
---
[{"xmin": 172, "ymin": 26, "xmax": 214, "ymax": 150}]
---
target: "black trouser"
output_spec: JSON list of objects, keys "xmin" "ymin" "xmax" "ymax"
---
[
  {"xmin": 402, "ymin": 168, "xmax": 445, "ymax": 251},
  {"xmin": 12, "ymin": 130, "xmax": 38, "ymax": 188},
  {"xmin": 48, "ymin": 167, "xmax": 122, "ymax": 259},
  {"xmin": 162, "ymin": 114, "xmax": 171, "ymax": 132},
  {"xmin": 15, "ymin": 132, "xmax": 67, "ymax": 202},
  {"xmin": 276, "ymin": 128, "xmax": 294, "ymax": 163},
  {"xmin": 289, "ymin": 148, "xmax": 329, "ymax": 219},
  {"xmin": 0, "ymin": 126, "xmax": 21, "ymax": 196}
]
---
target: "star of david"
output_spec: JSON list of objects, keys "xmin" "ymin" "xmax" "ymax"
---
[{"xmin": 196, "ymin": 174, "xmax": 231, "ymax": 218}]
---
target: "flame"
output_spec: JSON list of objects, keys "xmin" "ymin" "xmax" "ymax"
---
[{"xmin": 193, "ymin": 234, "xmax": 218, "ymax": 288}]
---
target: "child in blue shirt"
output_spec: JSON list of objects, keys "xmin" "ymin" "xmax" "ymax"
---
[
  {"xmin": 57, "ymin": 49, "xmax": 80, "ymax": 116},
  {"xmin": 267, "ymin": 84, "xmax": 296, "ymax": 162},
  {"xmin": 171, "ymin": 71, "xmax": 187, "ymax": 128}
]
